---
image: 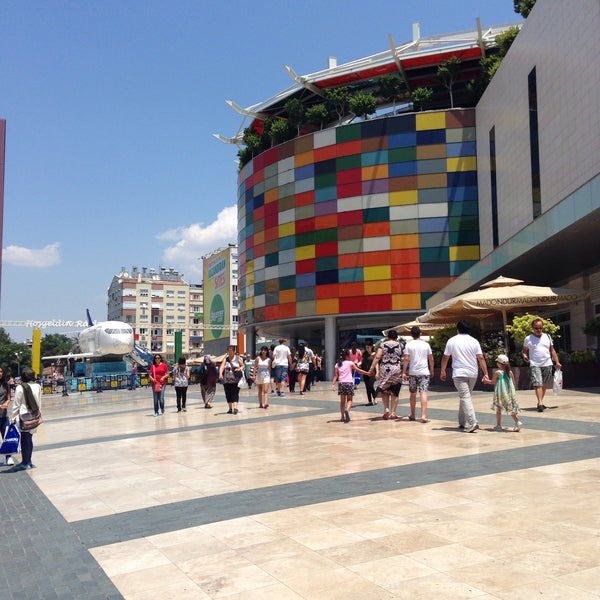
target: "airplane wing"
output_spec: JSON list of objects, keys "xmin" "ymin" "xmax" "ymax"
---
[{"xmin": 42, "ymin": 353, "xmax": 94, "ymax": 361}]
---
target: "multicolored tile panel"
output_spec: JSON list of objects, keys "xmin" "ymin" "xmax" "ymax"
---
[{"xmin": 237, "ymin": 109, "xmax": 479, "ymax": 326}]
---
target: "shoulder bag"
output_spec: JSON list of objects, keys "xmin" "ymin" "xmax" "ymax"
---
[{"xmin": 19, "ymin": 383, "xmax": 43, "ymax": 431}]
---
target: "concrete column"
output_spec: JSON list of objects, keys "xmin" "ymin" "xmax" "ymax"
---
[
  {"xmin": 247, "ymin": 326, "xmax": 256, "ymax": 358},
  {"xmin": 324, "ymin": 316, "xmax": 336, "ymax": 381}
]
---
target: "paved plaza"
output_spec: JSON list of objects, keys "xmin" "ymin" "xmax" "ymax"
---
[{"xmin": 1, "ymin": 380, "xmax": 600, "ymax": 599}]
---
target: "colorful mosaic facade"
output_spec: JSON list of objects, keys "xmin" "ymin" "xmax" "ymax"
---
[{"xmin": 237, "ymin": 109, "xmax": 479, "ymax": 327}]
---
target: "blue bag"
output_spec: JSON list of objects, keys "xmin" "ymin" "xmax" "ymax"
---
[
  {"xmin": 0, "ymin": 423, "xmax": 20, "ymax": 455},
  {"xmin": 354, "ymin": 371, "xmax": 361, "ymax": 386}
]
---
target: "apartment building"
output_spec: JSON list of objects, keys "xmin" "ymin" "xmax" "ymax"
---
[{"xmin": 107, "ymin": 266, "xmax": 203, "ymax": 360}]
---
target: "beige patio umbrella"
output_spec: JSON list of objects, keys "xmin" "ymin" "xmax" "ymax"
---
[
  {"xmin": 385, "ymin": 319, "xmax": 456, "ymax": 336},
  {"xmin": 416, "ymin": 275, "xmax": 588, "ymax": 347}
]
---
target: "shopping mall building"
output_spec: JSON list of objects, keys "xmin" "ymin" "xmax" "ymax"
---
[{"xmin": 227, "ymin": 0, "xmax": 600, "ymax": 377}]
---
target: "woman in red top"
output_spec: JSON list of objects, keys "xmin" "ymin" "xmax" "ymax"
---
[{"xmin": 150, "ymin": 354, "xmax": 169, "ymax": 416}]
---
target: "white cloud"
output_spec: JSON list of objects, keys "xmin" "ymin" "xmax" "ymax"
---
[
  {"xmin": 3, "ymin": 242, "xmax": 61, "ymax": 268},
  {"xmin": 159, "ymin": 205, "xmax": 238, "ymax": 279}
]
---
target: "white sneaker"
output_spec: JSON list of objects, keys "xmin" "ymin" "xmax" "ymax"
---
[
  {"xmin": 513, "ymin": 421, "xmax": 523, "ymax": 432},
  {"xmin": 6, "ymin": 456, "xmax": 14, "ymax": 466}
]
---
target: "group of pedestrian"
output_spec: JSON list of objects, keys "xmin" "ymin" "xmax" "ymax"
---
[
  {"xmin": 439, "ymin": 318, "xmax": 560, "ymax": 433},
  {"xmin": 0, "ymin": 318, "xmax": 561, "ymax": 477},
  {"xmin": 144, "ymin": 319, "xmax": 561, "ymax": 430},
  {"xmin": 331, "ymin": 318, "xmax": 559, "ymax": 432}
]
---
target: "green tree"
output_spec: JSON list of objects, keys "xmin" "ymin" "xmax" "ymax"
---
[
  {"xmin": 40, "ymin": 333, "xmax": 75, "ymax": 358},
  {"xmin": 429, "ymin": 326, "xmax": 456, "ymax": 365},
  {"xmin": 583, "ymin": 317, "xmax": 600, "ymax": 357},
  {"xmin": 237, "ymin": 126, "xmax": 266, "ymax": 169},
  {"xmin": 305, "ymin": 103, "xmax": 329, "ymax": 129},
  {"xmin": 325, "ymin": 86, "xmax": 351, "ymax": 122},
  {"xmin": 237, "ymin": 146, "xmax": 253, "ymax": 168},
  {"xmin": 268, "ymin": 118, "xmax": 292, "ymax": 145},
  {"xmin": 495, "ymin": 26, "xmax": 520, "ymax": 56},
  {"xmin": 285, "ymin": 98, "xmax": 305, "ymax": 135},
  {"xmin": 506, "ymin": 314, "xmax": 560, "ymax": 346},
  {"xmin": 0, "ymin": 339, "xmax": 32, "ymax": 378},
  {"xmin": 0, "ymin": 327, "xmax": 11, "ymax": 346},
  {"xmin": 514, "ymin": 0, "xmax": 536, "ymax": 18},
  {"xmin": 411, "ymin": 87, "xmax": 433, "ymax": 111},
  {"xmin": 467, "ymin": 26, "xmax": 520, "ymax": 103},
  {"xmin": 242, "ymin": 126, "xmax": 262, "ymax": 155},
  {"xmin": 377, "ymin": 74, "xmax": 407, "ymax": 112},
  {"xmin": 349, "ymin": 91, "xmax": 377, "ymax": 120},
  {"xmin": 437, "ymin": 56, "xmax": 461, "ymax": 109}
]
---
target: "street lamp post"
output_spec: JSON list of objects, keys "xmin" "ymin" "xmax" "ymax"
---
[{"xmin": 14, "ymin": 352, "xmax": 21, "ymax": 377}]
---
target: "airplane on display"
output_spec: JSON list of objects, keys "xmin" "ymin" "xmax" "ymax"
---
[{"xmin": 42, "ymin": 310, "xmax": 134, "ymax": 361}]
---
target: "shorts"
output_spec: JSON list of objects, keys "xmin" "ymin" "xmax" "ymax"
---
[
  {"xmin": 381, "ymin": 382, "xmax": 402, "ymax": 396},
  {"xmin": 273, "ymin": 365, "xmax": 288, "ymax": 383},
  {"xmin": 530, "ymin": 365, "xmax": 553, "ymax": 388},
  {"xmin": 337, "ymin": 382, "xmax": 354, "ymax": 396},
  {"xmin": 256, "ymin": 372, "xmax": 270, "ymax": 385},
  {"xmin": 408, "ymin": 375, "xmax": 430, "ymax": 394}
]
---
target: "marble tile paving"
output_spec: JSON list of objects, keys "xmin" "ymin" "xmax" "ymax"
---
[{"xmin": 24, "ymin": 383, "xmax": 600, "ymax": 598}]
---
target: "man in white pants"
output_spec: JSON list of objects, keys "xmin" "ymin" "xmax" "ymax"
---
[{"xmin": 440, "ymin": 320, "xmax": 489, "ymax": 433}]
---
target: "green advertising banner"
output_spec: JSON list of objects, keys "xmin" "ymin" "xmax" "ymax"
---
[{"xmin": 203, "ymin": 248, "xmax": 230, "ymax": 342}]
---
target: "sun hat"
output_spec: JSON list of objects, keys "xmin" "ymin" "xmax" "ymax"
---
[{"xmin": 496, "ymin": 354, "xmax": 509, "ymax": 364}]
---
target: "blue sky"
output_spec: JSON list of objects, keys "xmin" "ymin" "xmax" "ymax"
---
[{"xmin": 0, "ymin": 0, "xmax": 520, "ymax": 341}]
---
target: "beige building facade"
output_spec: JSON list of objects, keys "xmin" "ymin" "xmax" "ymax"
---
[{"xmin": 107, "ymin": 266, "xmax": 204, "ymax": 361}]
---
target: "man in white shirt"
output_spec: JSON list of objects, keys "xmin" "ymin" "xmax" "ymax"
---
[
  {"xmin": 402, "ymin": 326, "xmax": 434, "ymax": 423},
  {"xmin": 271, "ymin": 338, "xmax": 292, "ymax": 397},
  {"xmin": 440, "ymin": 320, "xmax": 489, "ymax": 433},
  {"xmin": 522, "ymin": 318, "xmax": 561, "ymax": 412}
]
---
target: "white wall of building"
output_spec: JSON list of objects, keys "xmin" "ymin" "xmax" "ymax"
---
[{"xmin": 476, "ymin": 0, "xmax": 600, "ymax": 256}]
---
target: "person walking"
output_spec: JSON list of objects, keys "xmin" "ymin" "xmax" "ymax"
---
[
  {"xmin": 331, "ymin": 349, "xmax": 369, "ymax": 422},
  {"xmin": 349, "ymin": 342, "xmax": 362, "ymax": 366},
  {"xmin": 312, "ymin": 354, "xmax": 322, "ymax": 387},
  {"xmin": 5, "ymin": 367, "xmax": 42, "ymax": 471},
  {"xmin": 360, "ymin": 339, "xmax": 377, "ymax": 405},
  {"xmin": 199, "ymin": 355, "xmax": 217, "ymax": 409},
  {"xmin": 219, "ymin": 345, "xmax": 244, "ymax": 414},
  {"xmin": 268, "ymin": 344, "xmax": 276, "ymax": 394},
  {"xmin": 272, "ymin": 338, "xmax": 292, "ymax": 397},
  {"xmin": 402, "ymin": 326, "xmax": 434, "ymax": 423},
  {"xmin": 149, "ymin": 354, "xmax": 169, "ymax": 416},
  {"xmin": 244, "ymin": 354, "xmax": 255, "ymax": 390},
  {"xmin": 129, "ymin": 362, "xmax": 138, "ymax": 390},
  {"xmin": 254, "ymin": 346, "xmax": 272, "ymax": 409},
  {"xmin": 440, "ymin": 320, "xmax": 489, "ymax": 433},
  {"xmin": 294, "ymin": 343, "xmax": 311, "ymax": 395},
  {"xmin": 288, "ymin": 347, "xmax": 297, "ymax": 393},
  {"xmin": 303, "ymin": 343, "xmax": 315, "ymax": 391},
  {"xmin": 0, "ymin": 366, "xmax": 14, "ymax": 466},
  {"xmin": 483, "ymin": 354, "xmax": 522, "ymax": 431},
  {"xmin": 173, "ymin": 356, "xmax": 190, "ymax": 412},
  {"xmin": 369, "ymin": 330, "xmax": 405, "ymax": 420},
  {"xmin": 522, "ymin": 318, "xmax": 561, "ymax": 412}
]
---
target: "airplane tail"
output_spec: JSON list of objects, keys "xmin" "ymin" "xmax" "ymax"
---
[{"xmin": 86, "ymin": 309, "xmax": 94, "ymax": 327}]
